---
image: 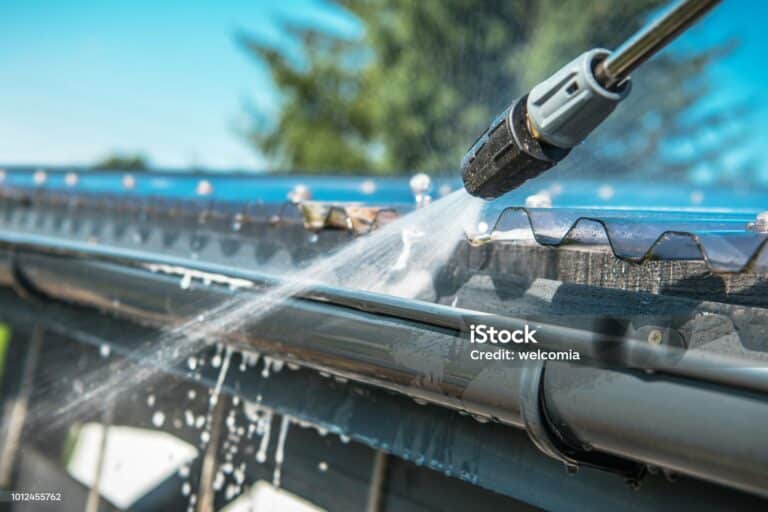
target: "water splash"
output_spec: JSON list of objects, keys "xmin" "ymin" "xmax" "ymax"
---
[{"xmin": 31, "ymin": 190, "xmax": 483, "ymax": 430}]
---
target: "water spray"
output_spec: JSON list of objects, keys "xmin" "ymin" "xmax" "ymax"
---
[{"xmin": 461, "ymin": 0, "xmax": 720, "ymax": 199}]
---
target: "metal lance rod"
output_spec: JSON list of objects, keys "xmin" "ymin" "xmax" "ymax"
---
[
  {"xmin": 461, "ymin": 0, "xmax": 722, "ymax": 198},
  {"xmin": 595, "ymin": 0, "xmax": 721, "ymax": 88}
]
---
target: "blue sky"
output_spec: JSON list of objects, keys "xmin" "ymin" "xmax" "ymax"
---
[{"xmin": 0, "ymin": 0, "xmax": 765, "ymax": 174}]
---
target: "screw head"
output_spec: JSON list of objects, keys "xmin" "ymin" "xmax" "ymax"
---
[
  {"xmin": 288, "ymin": 183, "xmax": 312, "ymax": 203},
  {"xmin": 749, "ymin": 211, "xmax": 768, "ymax": 233},
  {"xmin": 409, "ymin": 173, "xmax": 431, "ymax": 196},
  {"xmin": 525, "ymin": 191, "xmax": 552, "ymax": 208},
  {"xmin": 122, "ymin": 174, "xmax": 136, "ymax": 190},
  {"xmin": 359, "ymin": 180, "xmax": 376, "ymax": 195},
  {"xmin": 647, "ymin": 329, "xmax": 663, "ymax": 345},
  {"xmin": 196, "ymin": 179, "xmax": 213, "ymax": 196},
  {"xmin": 33, "ymin": 169, "xmax": 47, "ymax": 185}
]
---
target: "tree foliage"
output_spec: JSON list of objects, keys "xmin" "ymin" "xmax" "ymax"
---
[
  {"xmin": 244, "ymin": 0, "xmax": 734, "ymax": 179},
  {"xmin": 93, "ymin": 153, "xmax": 149, "ymax": 171}
]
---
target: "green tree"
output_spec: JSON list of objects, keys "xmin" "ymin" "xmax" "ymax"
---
[
  {"xmin": 243, "ymin": 0, "xmax": 734, "ymax": 180},
  {"xmin": 93, "ymin": 153, "xmax": 150, "ymax": 171}
]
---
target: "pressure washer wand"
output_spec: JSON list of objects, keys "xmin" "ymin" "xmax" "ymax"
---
[{"xmin": 461, "ymin": 0, "xmax": 721, "ymax": 199}]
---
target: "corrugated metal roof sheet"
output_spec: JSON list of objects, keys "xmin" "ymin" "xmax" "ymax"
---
[
  {"xmin": 474, "ymin": 207, "xmax": 768, "ymax": 272},
  {"xmin": 1, "ymin": 168, "xmax": 766, "ymax": 273}
]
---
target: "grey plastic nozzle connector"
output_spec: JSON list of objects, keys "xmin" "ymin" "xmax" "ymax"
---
[{"xmin": 526, "ymin": 49, "xmax": 631, "ymax": 149}]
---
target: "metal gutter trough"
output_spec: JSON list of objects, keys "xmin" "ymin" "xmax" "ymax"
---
[{"xmin": 1, "ymin": 169, "xmax": 768, "ymax": 511}]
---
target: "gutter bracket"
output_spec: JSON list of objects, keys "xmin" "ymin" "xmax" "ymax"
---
[{"xmin": 520, "ymin": 360, "xmax": 647, "ymax": 486}]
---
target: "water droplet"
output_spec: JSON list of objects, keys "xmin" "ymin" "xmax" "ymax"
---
[
  {"xmin": 255, "ymin": 409, "xmax": 273, "ymax": 463},
  {"xmin": 272, "ymin": 415, "xmax": 291, "ymax": 487},
  {"xmin": 187, "ymin": 357, "xmax": 197, "ymax": 371},
  {"xmin": 180, "ymin": 273, "xmax": 192, "ymax": 290},
  {"xmin": 147, "ymin": 394, "xmax": 156, "ymax": 407},
  {"xmin": 213, "ymin": 471, "xmax": 225, "ymax": 491},
  {"xmin": 152, "ymin": 411, "xmax": 165, "ymax": 427},
  {"xmin": 187, "ymin": 389, "xmax": 197, "ymax": 400},
  {"xmin": 181, "ymin": 482, "xmax": 191, "ymax": 496},
  {"xmin": 318, "ymin": 461, "xmax": 328, "ymax": 472},
  {"xmin": 234, "ymin": 468, "xmax": 245, "ymax": 485},
  {"xmin": 225, "ymin": 484, "xmax": 240, "ymax": 501},
  {"xmin": 209, "ymin": 347, "xmax": 232, "ymax": 408},
  {"xmin": 99, "ymin": 344, "xmax": 111, "ymax": 358}
]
